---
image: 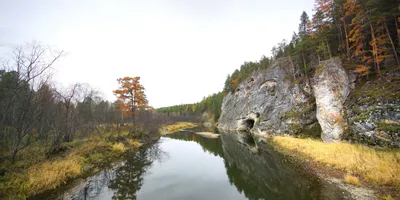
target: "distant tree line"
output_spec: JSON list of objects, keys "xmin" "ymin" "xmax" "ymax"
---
[{"xmin": 156, "ymin": 92, "xmax": 224, "ymax": 122}]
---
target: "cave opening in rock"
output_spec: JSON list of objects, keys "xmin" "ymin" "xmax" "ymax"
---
[{"xmin": 245, "ymin": 119, "xmax": 255, "ymax": 129}]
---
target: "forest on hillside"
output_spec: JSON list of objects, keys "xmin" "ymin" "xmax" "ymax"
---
[{"xmin": 158, "ymin": 0, "xmax": 400, "ymax": 120}]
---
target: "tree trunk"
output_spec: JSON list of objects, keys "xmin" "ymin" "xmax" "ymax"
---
[
  {"xmin": 365, "ymin": 6, "xmax": 381, "ymax": 76},
  {"xmin": 11, "ymin": 147, "xmax": 18, "ymax": 164},
  {"xmin": 288, "ymin": 55, "xmax": 296, "ymax": 80},
  {"xmin": 384, "ymin": 21, "xmax": 400, "ymax": 66},
  {"xmin": 325, "ymin": 37, "xmax": 332, "ymax": 58},
  {"xmin": 342, "ymin": 19, "xmax": 351, "ymax": 61},
  {"xmin": 395, "ymin": 17, "xmax": 400, "ymax": 46},
  {"xmin": 131, "ymin": 98, "xmax": 135, "ymax": 125},
  {"xmin": 369, "ymin": 23, "xmax": 381, "ymax": 76},
  {"xmin": 302, "ymin": 52, "xmax": 308, "ymax": 77}
]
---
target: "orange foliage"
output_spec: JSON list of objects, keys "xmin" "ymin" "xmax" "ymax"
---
[
  {"xmin": 355, "ymin": 65, "xmax": 369, "ymax": 77},
  {"xmin": 231, "ymin": 75, "xmax": 239, "ymax": 91},
  {"xmin": 113, "ymin": 76, "xmax": 151, "ymax": 121}
]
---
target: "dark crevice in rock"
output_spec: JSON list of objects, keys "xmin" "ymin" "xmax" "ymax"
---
[{"xmin": 245, "ymin": 119, "xmax": 255, "ymax": 129}]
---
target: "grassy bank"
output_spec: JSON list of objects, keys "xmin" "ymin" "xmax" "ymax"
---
[
  {"xmin": 0, "ymin": 127, "xmax": 144, "ymax": 199},
  {"xmin": 160, "ymin": 122, "xmax": 198, "ymax": 134},
  {"xmin": 272, "ymin": 136, "xmax": 400, "ymax": 198}
]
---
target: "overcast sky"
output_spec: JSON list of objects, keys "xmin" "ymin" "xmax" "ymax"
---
[{"xmin": 0, "ymin": 0, "xmax": 314, "ymax": 108}]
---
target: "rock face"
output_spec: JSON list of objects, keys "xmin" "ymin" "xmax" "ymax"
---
[
  {"xmin": 313, "ymin": 58, "xmax": 351, "ymax": 142},
  {"xmin": 218, "ymin": 56, "xmax": 399, "ymax": 147},
  {"xmin": 347, "ymin": 104, "xmax": 400, "ymax": 147},
  {"xmin": 218, "ymin": 57, "xmax": 318, "ymax": 137},
  {"xmin": 346, "ymin": 78, "xmax": 400, "ymax": 147}
]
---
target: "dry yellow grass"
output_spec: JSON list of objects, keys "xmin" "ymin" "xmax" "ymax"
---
[
  {"xmin": 381, "ymin": 195, "xmax": 395, "ymax": 200},
  {"xmin": 112, "ymin": 142, "xmax": 125, "ymax": 153},
  {"xmin": 161, "ymin": 122, "xmax": 197, "ymax": 134},
  {"xmin": 272, "ymin": 136, "xmax": 400, "ymax": 187},
  {"xmin": 27, "ymin": 155, "xmax": 82, "ymax": 195},
  {"xmin": 344, "ymin": 174, "xmax": 360, "ymax": 186},
  {"xmin": 127, "ymin": 139, "xmax": 143, "ymax": 148},
  {"xmin": 1, "ymin": 129, "xmax": 147, "ymax": 198},
  {"xmin": 70, "ymin": 140, "xmax": 108, "ymax": 157}
]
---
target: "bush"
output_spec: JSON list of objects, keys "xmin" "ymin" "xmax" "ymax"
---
[
  {"xmin": 112, "ymin": 143, "xmax": 125, "ymax": 153},
  {"xmin": 344, "ymin": 174, "xmax": 360, "ymax": 186}
]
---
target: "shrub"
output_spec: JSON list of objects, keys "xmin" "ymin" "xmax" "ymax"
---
[
  {"xmin": 112, "ymin": 143, "xmax": 125, "ymax": 153},
  {"xmin": 344, "ymin": 174, "xmax": 360, "ymax": 186}
]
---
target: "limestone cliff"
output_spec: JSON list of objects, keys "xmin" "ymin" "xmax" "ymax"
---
[
  {"xmin": 218, "ymin": 57, "xmax": 400, "ymax": 147},
  {"xmin": 218, "ymin": 57, "xmax": 318, "ymax": 138}
]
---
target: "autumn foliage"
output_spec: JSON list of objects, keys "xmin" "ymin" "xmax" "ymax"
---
[
  {"xmin": 113, "ymin": 76, "xmax": 151, "ymax": 123},
  {"xmin": 336, "ymin": 0, "xmax": 399, "ymax": 77}
]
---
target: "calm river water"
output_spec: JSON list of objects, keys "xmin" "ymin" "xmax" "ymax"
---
[{"xmin": 30, "ymin": 127, "xmax": 351, "ymax": 200}]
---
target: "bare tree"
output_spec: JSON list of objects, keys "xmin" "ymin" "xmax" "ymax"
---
[{"xmin": 0, "ymin": 42, "xmax": 63, "ymax": 163}]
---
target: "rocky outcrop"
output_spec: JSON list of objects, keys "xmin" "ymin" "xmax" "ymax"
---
[
  {"xmin": 218, "ymin": 57, "xmax": 318, "ymax": 138},
  {"xmin": 346, "ymin": 78, "xmax": 400, "ymax": 147},
  {"xmin": 218, "ymin": 56, "xmax": 400, "ymax": 147},
  {"xmin": 313, "ymin": 58, "xmax": 351, "ymax": 142}
]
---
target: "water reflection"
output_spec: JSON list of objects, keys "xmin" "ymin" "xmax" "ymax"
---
[
  {"xmin": 29, "ymin": 143, "xmax": 166, "ymax": 200},
  {"xmin": 31, "ymin": 128, "xmax": 350, "ymax": 200},
  {"xmin": 168, "ymin": 129, "xmax": 348, "ymax": 200},
  {"xmin": 108, "ymin": 149, "xmax": 151, "ymax": 200},
  {"xmin": 165, "ymin": 127, "xmax": 224, "ymax": 158}
]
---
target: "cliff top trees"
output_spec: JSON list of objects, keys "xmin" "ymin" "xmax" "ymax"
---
[{"xmin": 113, "ymin": 76, "xmax": 150, "ymax": 124}]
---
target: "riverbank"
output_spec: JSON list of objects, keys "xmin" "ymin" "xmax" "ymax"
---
[
  {"xmin": 0, "ymin": 127, "xmax": 150, "ymax": 199},
  {"xmin": 271, "ymin": 136, "xmax": 400, "ymax": 199},
  {"xmin": 160, "ymin": 122, "xmax": 198, "ymax": 134}
]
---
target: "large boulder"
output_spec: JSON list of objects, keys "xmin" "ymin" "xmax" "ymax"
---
[{"xmin": 313, "ymin": 58, "xmax": 350, "ymax": 142}]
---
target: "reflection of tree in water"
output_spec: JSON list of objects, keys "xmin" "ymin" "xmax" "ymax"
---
[
  {"xmin": 108, "ymin": 143, "xmax": 167, "ymax": 200},
  {"xmin": 166, "ymin": 130, "xmax": 224, "ymax": 158},
  {"xmin": 66, "ymin": 169, "xmax": 113, "ymax": 200}
]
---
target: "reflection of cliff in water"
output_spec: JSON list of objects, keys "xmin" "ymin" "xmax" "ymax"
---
[{"xmin": 220, "ymin": 131, "xmax": 347, "ymax": 200}]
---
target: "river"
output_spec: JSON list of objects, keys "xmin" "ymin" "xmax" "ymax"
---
[{"xmin": 30, "ymin": 127, "xmax": 352, "ymax": 200}]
